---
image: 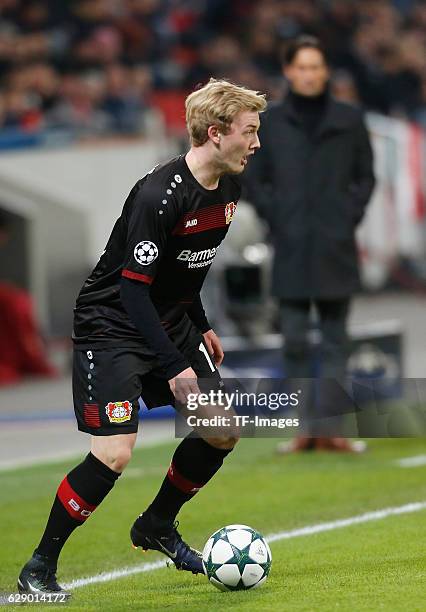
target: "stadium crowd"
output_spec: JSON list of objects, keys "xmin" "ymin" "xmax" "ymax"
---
[{"xmin": 0, "ymin": 0, "xmax": 425, "ymax": 144}]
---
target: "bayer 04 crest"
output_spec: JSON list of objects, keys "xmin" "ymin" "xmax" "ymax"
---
[{"xmin": 202, "ymin": 524, "xmax": 272, "ymax": 591}]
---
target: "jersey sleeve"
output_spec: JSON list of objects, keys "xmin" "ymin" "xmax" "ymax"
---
[
  {"xmin": 187, "ymin": 294, "xmax": 211, "ymax": 333},
  {"xmin": 121, "ymin": 176, "xmax": 181, "ymax": 285}
]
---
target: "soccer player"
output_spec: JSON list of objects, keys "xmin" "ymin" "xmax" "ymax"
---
[{"xmin": 18, "ymin": 79, "xmax": 266, "ymax": 596}]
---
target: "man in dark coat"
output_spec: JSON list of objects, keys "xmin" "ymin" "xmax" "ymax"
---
[{"xmin": 244, "ymin": 36, "xmax": 376, "ymax": 452}]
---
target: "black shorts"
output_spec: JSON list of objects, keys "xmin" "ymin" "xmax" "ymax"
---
[{"xmin": 72, "ymin": 321, "xmax": 222, "ymax": 436}]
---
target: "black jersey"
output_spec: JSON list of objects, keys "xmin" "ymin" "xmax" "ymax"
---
[{"xmin": 73, "ymin": 155, "xmax": 241, "ymax": 346}]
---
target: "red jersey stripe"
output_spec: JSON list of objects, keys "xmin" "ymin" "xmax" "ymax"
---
[
  {"xmin": 122, "ymin": 269, "xmax": 153, "ymax": 284},
  {"xmin": 172, "ymin": 202, "xmax": 235, "ymax": 235}
]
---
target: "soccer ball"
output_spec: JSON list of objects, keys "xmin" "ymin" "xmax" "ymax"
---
[
  {"xmin": 202, "ymin": 524, "xmax": 272, "ymax": 591},
  {"xmin": 134, "ymin": 241, "xmax": 158, "ymax": 265}
]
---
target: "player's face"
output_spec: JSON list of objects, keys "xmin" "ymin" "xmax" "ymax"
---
[
  {"xmin": 284, "ymin": 48, "xmax": 329, "ymax": 97},
  {"xmin": 218, "ymin": 111, "xmax": 261, "ymax": 174}
]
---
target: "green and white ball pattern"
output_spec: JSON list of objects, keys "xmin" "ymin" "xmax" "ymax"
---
[{"xmin": 202, "ymin": 524, "xmax": 272, "ymax": 591}]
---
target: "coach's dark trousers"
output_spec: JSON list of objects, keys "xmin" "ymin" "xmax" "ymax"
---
[{"xmin": 280, "ymin": 298, "xmax": 350, "ymax": 435}]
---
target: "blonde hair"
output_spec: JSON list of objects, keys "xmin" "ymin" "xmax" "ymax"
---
[{"xmin": 185, "ymin": 78, "xmax": 267, "ymax": 147}]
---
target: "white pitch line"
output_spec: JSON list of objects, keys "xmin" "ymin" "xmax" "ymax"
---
[
  {"xmin": 64, "ymin": 560, "xmax": 167, "ymax": 590},
  {"xmin": 394, "ymin": 455, "xmax": 426, "ymax": 468},
  {"xmin": 266, "ymin": 501, "xmax": 426, "ymax": 542},
  {"xmin": 63, "ymin": 500, "xmax": 426, "ymax": 591}
]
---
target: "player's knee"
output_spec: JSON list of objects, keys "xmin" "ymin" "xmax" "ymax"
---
[
  {"xmin": 112, "ymin": 447, "xmax": 133, "ymax": 472},
  {"xmin": 96, "ymin": 446, "xmax": 133, "ymax": 472},
  {"xmin": 91, "ymin": 433, "xmax": 136, "ymax": 473}
]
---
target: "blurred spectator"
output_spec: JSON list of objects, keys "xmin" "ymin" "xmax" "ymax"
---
[
  {"xmin": 0, "ymin": 212, "xmax": 57, "ymax": 385},
  {"xmin": 46, "ymin": 71, "xmax": 109, "ymax": 135},
  {"xmin": 330, "ymin": 69, "xmax": 360, "ymax": 104},
  {"xmin": 185, "ymin": 35, "xmax": 245, "ymax": 89},
  {"xmin": 413, "ymin": 76, "xmax": 426, "ymax": 128},
  {"xmin": 101, "ymin": 63, "xmax": 145, "ymax": 134},
  {"xmin": 0, "ymin": 0, "xmax": 424, "ymax": 146},
  {"xmin": 244, "ymin": 36, "xmax": 375, "ymax": 453}
]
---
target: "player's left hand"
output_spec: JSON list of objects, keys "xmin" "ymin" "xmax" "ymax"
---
[{"xmin": 203, "ymin": 329, "xmax": 224, "ymax": 367}]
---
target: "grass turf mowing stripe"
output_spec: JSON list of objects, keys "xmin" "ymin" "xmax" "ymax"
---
[
  {"xmin": 395, "ymin": 455, "xmax": 426, "ymax": 468},
  {"xmin": 63, "ymin": 500, "xmax": 426, "ymax": 591}
]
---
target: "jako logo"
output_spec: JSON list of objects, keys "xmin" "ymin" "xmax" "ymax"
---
[{"xmin": 185, "ymin": 218, "xmax": 197, "ymax": 228}]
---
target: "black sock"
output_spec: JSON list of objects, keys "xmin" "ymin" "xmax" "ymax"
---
[
  {"xmin": 34, "ymin": 452, "xmax": 121, "ymax": 567},
  {"xmin": 144, "ymin": 436, "xmax": 232, "ymax": 523}
]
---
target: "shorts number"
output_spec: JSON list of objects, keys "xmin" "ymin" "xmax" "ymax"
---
[{"xmin": 198, "ymin": 342, "xmax": 215, "ymax": 373}]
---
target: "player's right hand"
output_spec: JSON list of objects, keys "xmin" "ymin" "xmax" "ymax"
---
[{"xmin": 168, "ymin": 367, "xmax": 200, "ymax": 406}]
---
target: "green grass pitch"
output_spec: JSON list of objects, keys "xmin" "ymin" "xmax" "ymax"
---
[{"xmin": 1, "ymin": 437, "xmax": 425, "ymax": 611}]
